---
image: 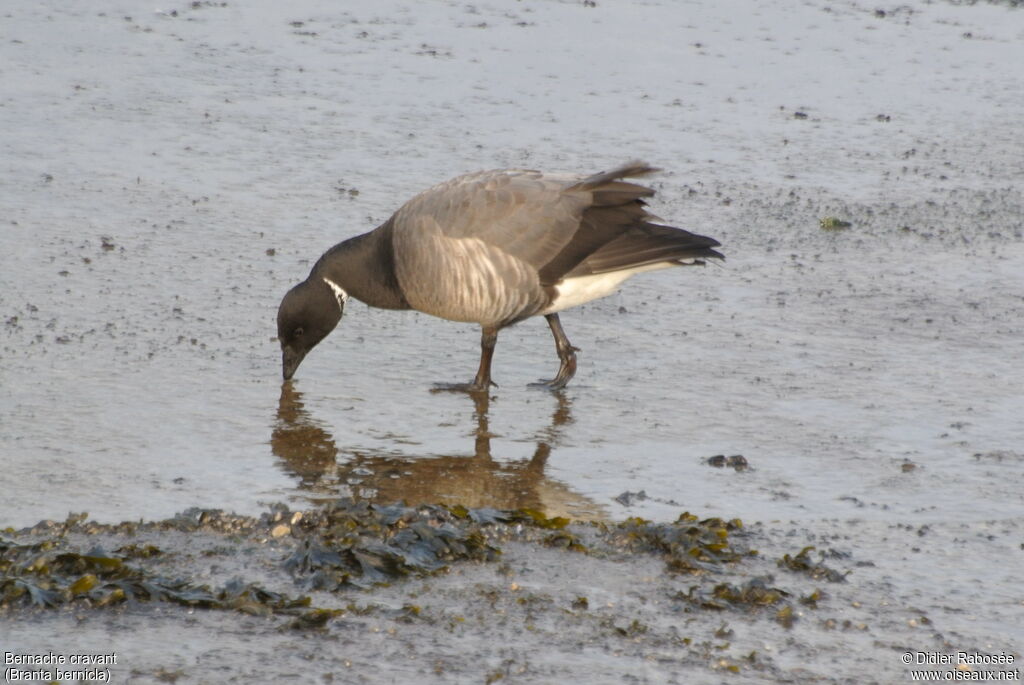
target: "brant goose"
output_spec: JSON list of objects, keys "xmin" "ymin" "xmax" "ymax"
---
[{"xmin": 277, "ymin": 162, "xmax": 723, "ymax": 391}]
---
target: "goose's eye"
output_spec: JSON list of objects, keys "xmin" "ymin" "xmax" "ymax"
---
[{"xmin": 294, "ymin": 327, "xmax": 304, "ymax": 338}]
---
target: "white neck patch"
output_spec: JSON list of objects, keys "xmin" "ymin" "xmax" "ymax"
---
[{"xmin": 322, "ymin": 277, "xmax": 349, "ymax": 309}]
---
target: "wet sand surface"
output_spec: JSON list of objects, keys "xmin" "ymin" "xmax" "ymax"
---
[{"xmin": 2, "ymin": 0, "xmax": 1022, "ymax": 682}]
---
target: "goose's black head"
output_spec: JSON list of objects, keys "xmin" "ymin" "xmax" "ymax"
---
[{"xmin": 277, "ymin": 278, "xmax": 346, "ymax": 380}]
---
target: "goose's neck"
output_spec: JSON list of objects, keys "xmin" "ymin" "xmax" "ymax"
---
[{"xmin": 312, "ymin": 218, "xmax": 410, "ymax": 310}]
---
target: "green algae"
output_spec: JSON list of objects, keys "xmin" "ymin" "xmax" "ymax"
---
[{"xmin": 819, "ymin": 216, "xmax": 852, "ymax": 230}]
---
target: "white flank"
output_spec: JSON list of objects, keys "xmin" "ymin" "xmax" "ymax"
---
[
  {"xmin": 322, "ymin": 277, "xmax": 349, "ymax": 309},
  {"xmin": 540, "ymin": 262, "xmax": 676, "ymax": 315}
]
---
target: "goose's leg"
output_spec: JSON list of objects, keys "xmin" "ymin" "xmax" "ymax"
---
[
  {"xmin": 433, "ymin": 326, "xmax": 499, "ymax": 394},
  {"xmin": 472, "ymin": 326, "xmax": 499, "ymax": 390},
  {"xmin": 529, "ymin": 314, "xmax": 578, "ymax": 390}
]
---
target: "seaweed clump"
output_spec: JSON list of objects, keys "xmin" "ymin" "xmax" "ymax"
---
[
  {"xmin": 1, "ymin": 501, "xmax": 502, "ymax": 616},
  {"xmin": 613, "ymin": 512, "xmax": 752, "ymax": 573},
  {"xmin": 0, "ymin": 533, "xmax": 306, "ymax": 615},
  {"xmin": 678, "ymin": 576, "xmax": 788, "ymax": 611},
  {"xmin": 283, "ymin": 500, "xmax": 500, "ymax": 590},
  {"xmin": 2, "ymin": 502, "xmax": 762, "ymax": 624},
  {"xmin": 673, "ymin": 576, "xmax": 800, "ymax": 628},
  {"xmin": 777, "ymin": 546, "xmax": 849, "ymax": 583}
]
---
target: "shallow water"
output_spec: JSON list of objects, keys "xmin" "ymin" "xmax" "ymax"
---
[
  {"xmin": 2, "ymin": 0, "xmax": 1023, "ymax": 680},
  {"xmin": 4, "ymin": 195, "xmax": 1021, "ymax": 529}
]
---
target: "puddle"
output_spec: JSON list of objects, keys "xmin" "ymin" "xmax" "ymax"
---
[{"xmin": 272, "ymin": 382, "xmax": 607, "ymax": 520}]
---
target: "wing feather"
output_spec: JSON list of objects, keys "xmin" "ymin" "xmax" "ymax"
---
[
  {"xmin": 386, "ymin": 162, "xmax": 721, "ymax": 325},
  {"xmin": 394, "ymin": 169, "xmax": 585, "ymax": 269},
  {"xmin": 568, "ymin": 223, "xmax": 723, "ymax": 277}
]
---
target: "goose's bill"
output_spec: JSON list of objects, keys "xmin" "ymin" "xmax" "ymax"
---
[{"xmin": 281, "ymin": 346, "xmax": 306, "ymax": 381}]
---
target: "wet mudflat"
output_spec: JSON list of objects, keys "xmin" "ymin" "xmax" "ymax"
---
[{"xmin": 2, "ymin": 0, "xmax": 1023, "ymax": 682}]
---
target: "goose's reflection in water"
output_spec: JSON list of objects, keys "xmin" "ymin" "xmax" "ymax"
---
[{"xmin": 271, "ymin": 383, "xmax": 606, "ymax": 521}]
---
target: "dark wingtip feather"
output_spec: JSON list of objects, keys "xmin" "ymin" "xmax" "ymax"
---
[
  {"xmin": 540, "ymin": 162, "xmax": 723, "ymax": 284},
  {"xmin": 571, "ymin": 161, "xmax": 661, "ymax": 191}
]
